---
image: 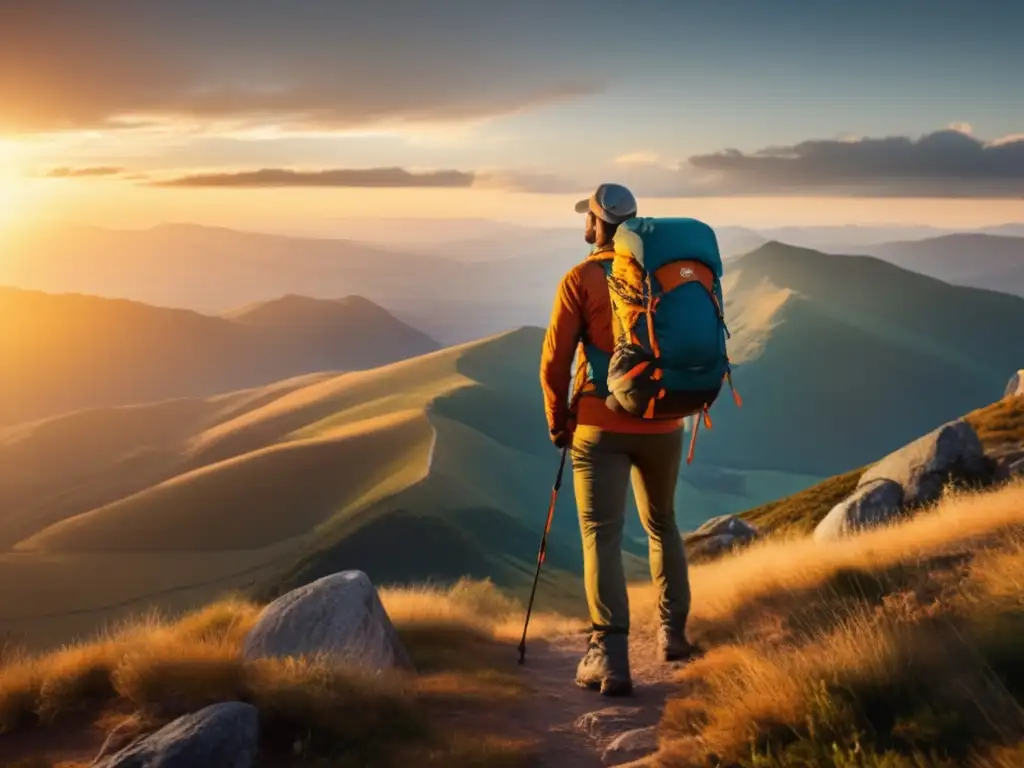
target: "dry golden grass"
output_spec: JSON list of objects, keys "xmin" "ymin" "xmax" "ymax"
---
[
  {"xmin": 966, "ymin": 395, "xmax": 1024, "ymax": 455},
  {"xmin": 648, "ymin": 481, "xmax": 1024, "ymax": 767},
  {"xmin": 0, "ymin": 579, "xmax": 544, "ymax": 767}
]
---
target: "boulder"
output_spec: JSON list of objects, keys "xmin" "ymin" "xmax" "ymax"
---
[
  {"xmin": 692, "ymin": 514, "xmax": 759, "ymax": 541},
  {"xmin": 92, "ymin": 701, "xmax": 258, "ymax": 768},
  {"xmin": 243, "ymin": 570, "xmax": 414, "ymax": 672},
  {"xmin": 813, "ymin": 479, "xmax": 904, "ymax": 541},
  {"xmin": 857, "ymin": 420, "xmax": 989, "ymax": 508},
  {"xmin": 1005, "ymin": 370, "xmax": 1024, "ymax": 398},
  {"xmin": 685, "ymin": 515, "xmax": 759, "ymax": 559}
]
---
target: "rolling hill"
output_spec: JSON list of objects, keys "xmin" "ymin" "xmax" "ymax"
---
[
  {"xmin": 0, "ymin": 331, "xmax": 587, "ymax": 648},
  {"xmin": 861, "ymin": 233, "xmax": 1024, "ymax": 296},
  {"xmin": 0, "ymin": 287, "xmax": 439, "ymax": 426},
  {"xmin": 695, "ymin": 241, "xmax": 1024, "ymax": 475},
  {"xmin": 0, "ymin": 326, "xmax": 821, "ymax": 650}
]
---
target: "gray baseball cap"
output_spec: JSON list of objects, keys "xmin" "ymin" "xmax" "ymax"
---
[{"xmin": 574, "ymin": 183, "xmax": 638, "ymax": 224}]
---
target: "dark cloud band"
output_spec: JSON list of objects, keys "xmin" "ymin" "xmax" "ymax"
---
[
  {"xmin": 679, "ymin": 129, "xmax": 1024, "ymax": 198},
  {"xmin": 150, "ymin": 167, "xmax": 475, "ymax": 188}
]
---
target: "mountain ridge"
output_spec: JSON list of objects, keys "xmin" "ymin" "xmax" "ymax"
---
[{"xmin": 0, "ymin": 286, "xmax": 440, "ymax": 427}]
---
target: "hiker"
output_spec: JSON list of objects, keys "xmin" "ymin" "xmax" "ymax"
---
[{"xmin": 539, "ymin": 183, "xmax": 705, "ymax": 697}]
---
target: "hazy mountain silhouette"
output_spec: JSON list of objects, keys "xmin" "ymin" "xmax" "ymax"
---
[
  {"xmin": 1, "ymin": 222, "xmax": 802, "ymax": 346},
  {"xmin": 0, "ymin": 288, "xmax": 439, "ymax": 427},
  {"xmin": 861, "ymin": 234, "xmax": 1024, "ymax": 296},
  {"xmin": 2, "ymin": 223, "xmax": 568, "ymax": 343}
]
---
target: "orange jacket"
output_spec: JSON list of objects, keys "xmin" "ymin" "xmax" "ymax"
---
[{"xmin": 540, "ymin": 251, "xmax": 685, "ymax": 436}]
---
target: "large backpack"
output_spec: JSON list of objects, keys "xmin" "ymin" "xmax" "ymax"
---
[{"xmin": 600, "ymin": 216, "xmax": 741, "ymax": 462}]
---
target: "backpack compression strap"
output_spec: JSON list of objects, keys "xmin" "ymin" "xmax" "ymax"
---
[{"xmin": 613, "ymin": 259, "xmax": 730, "ymax": 419}]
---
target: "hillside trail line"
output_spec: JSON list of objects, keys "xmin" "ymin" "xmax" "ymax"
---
[{"xmin": 505, "ymin": 626, "xmax": 681, "ymax": 767}]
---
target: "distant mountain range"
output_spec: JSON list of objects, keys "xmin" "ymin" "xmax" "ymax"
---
[
  {"xmin": 857, "ymin": 234, "xmax": 1024, "ymax": 297},
  {"xmin": 716, "ymin": 223, "xmax": 1024, "ymax": 255},
  {"xmin": 0, "ymin": 288, "xmax": 439, "ymax": 427},
  {"xmin": 1, "ymin": 223, "xmax": 583, "ymax": 343},
  {"xmin": 6, "ymin": 222, "xmax": 1024, "ymax": 349}
]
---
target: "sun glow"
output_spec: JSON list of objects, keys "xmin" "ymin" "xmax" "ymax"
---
[{"xmin": 0, "ymin": 141, "xmax": 37, "ymax": 233}]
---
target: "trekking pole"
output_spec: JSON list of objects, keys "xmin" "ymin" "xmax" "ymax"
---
[{"xmin": 517, "ymin": 442, "xmax": 570, "ymax": 665}]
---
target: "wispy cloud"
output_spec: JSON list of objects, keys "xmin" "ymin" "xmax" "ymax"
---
[
  {"xmin": 40, "ymin": 166, "xmax": 124, "ymax": 178},
  {"xmin": 149, "ymin": 167, "xmax": 475, "ymax": 188}
]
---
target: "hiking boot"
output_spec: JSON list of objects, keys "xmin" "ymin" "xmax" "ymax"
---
[
  {"xmin": 658, "ymin": 626, "xmax": 703, "ymax": 663},
  {"xmin": 575, "ymin": 632, "xmax": 632, "ymax": 696}
]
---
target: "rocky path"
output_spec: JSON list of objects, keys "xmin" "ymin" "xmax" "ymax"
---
[{"xmin": 507, "ymin": 629, "xmax": 680, "ymax": 767}]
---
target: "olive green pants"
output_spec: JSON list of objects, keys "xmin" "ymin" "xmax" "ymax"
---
[{"xmin": 570, "ymin": 425, "xmax": 691, "ymax": 636}]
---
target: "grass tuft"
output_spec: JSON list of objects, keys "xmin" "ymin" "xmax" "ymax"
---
[{"xmin": 653, "ymin": 481, "xmax": 1024, "ymax": 767}]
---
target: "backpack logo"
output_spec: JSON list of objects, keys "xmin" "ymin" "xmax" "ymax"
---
[{"xmin": 680, "ymin": 267, "xmax": 694, "ymax": 278}]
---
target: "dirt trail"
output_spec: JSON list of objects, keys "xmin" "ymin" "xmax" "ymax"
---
[{"xmin": 506, "ymin": 628, "xmax": 680, "ymax": 767}]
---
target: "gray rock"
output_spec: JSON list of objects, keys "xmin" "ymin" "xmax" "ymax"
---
[
  {"xmin": 243, "ymin": 570, "xmax": 414, "ymax": 672},
  {"xmin": 92, "ymin": 701, "xmax": 258, "ymax": 768},
  {"xmin": 858, "ymin": 420, "xmax": 989, "ymax": 508},
  {"xmin": 575, "ymin": 707, "xmax": 651, "ymax": 742},
  {"xmin": 693, "ymin": 514, "xmax": 759, "ymax": 540},
  {"xmin": 602, "ymin": 726, "xmax": 659, "ymax": 765},
  {"xmin": 686, "ymin": 515, "xmax": 759, "ymax": 558},
  {"xmin": 813, "ymin": 479, "xmax": 905, "ymax": 541},
  {"xmin": 1005, "ymin": 370, "xmax": 1023, "ymax": 398}
]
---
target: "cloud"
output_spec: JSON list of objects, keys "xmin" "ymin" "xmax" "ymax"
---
[
  {"xmin": 622, "ymin": 129, "xmax": 1024, "ymax": 198},
  {"xmin": 0, "ymin": 1, "xmax": 600, "ymax": 134},
  {"xmin": 150, "ymin": 167, "xmax": 475, "ymax": 188},
  {"xmin": 149, "ymin": 165, "xmax": 586, "ymax": 193},
  {"xmin": 614, "ymin": 152, "xmax": 661, "ymax": 166},
  {"xmin": 41, "ymin": 166, "xmax": 124, "ymax": 178}
]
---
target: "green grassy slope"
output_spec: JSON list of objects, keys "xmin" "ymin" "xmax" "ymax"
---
[
  {"xmin": 694, "ymin": 242, "xmax": 1024, "ymax": 476},
  {"xmin": 0, "ymin": 330, "xmax": 593, "ymax": 648},
  {"xmin": 0, "ymin": 324, "xmax": 808, "ymax": 648}
]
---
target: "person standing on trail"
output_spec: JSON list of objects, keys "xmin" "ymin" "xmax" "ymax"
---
[{"xmin": 539, "ymin": 183, "xmax": 702, "ymax": 697}]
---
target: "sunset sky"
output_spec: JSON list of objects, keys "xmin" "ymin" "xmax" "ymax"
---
[{"xmin": 1, "ymin": 0, "xmax": 1023, "ymax": 234}]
